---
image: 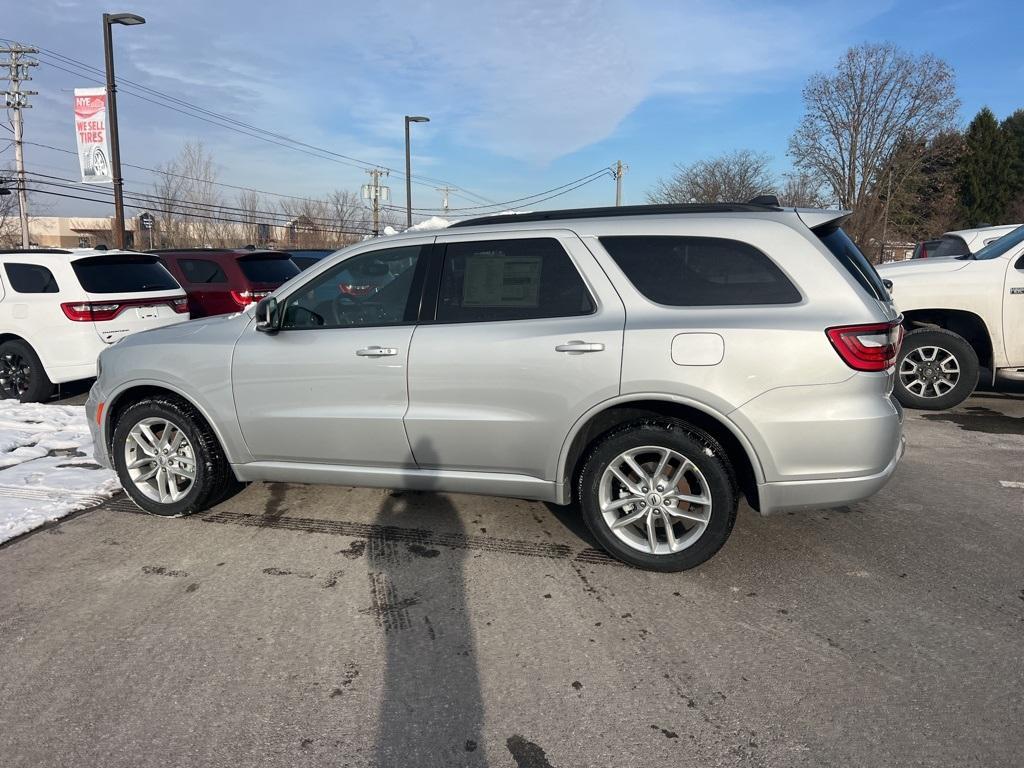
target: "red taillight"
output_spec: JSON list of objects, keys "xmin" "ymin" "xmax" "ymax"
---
[
  {"xmin": 60, "ymin": 295, "xmax": 189, "ymax": 321},
  {"xmin": 826, "ymin": 320, "xmax": 904, "ymax": 372},
  {"xmin": 61, "ymin": 302, "xmax": 121, "ymax": 321},
  {"xmin": 230, "ymin": 290, "xmax": 272, "ymax": 307}
]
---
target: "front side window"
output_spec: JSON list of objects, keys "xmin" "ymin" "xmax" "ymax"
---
[
  {"xmin": 972, "ymin": 225, "xmax": 1024, "ymax": 261},
  {"xmin": 929, "ymin": 235, "xmax": 971, "ymax": 259},
  {"xmin": 4, "ymin": 263, "xmax": 59, "ymax": 293},
  {"xmin": 280, "ymin": 245, "xmax": 424, "ymax": 329},
  {"xmin": 179, "ymin": 258, "xmax": 227, "ymax": 284},
  {"xmin": 601, "ymin": 235, "xmax": 801, "ymax": 306},
  {"xmin": 436, "ymin": 238, "xmax": 594, "ymax": 323}
]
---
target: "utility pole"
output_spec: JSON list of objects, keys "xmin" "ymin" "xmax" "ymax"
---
[
  {"xmin": 611, "ymin": 160, "xmax": 628, "ymax": 206},
  {"xmin": 2, "ymin": 45, "xmax": 39, "ymax": 248},
  {"xmin": 364, "ymin": 168, "xmax": 389, "ymax": 237},
  {"xmin": 436, "ymin": 185, "xmax": 454, "ymax": 215}
]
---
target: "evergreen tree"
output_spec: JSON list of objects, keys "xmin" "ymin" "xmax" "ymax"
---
[
  {"xmin": 958, "ymin": 107, "xmax": 1012, "ymax": 225},
  {"xmin": 1001, "ymin": 109, "xmax": 1024, "ymax": 217}
]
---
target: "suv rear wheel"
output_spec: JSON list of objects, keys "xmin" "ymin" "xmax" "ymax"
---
[
  {"xmin": 578, "ymin": 421, "xmax": 738, "ymax": 571},
  {"xmin": 0, "ymin": 340, "xmax": 54, "ymax": 403},
  {"xmin": 894, "ymin": 328, "xmax": 978, "ymax": 411},
  {"xmin": 112, "ymin": 396, "xmax": 239, "ymax": 517}
]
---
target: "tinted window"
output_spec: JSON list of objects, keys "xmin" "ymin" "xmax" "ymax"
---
[
  {"xmin": 437, "ymin": 238, "xmax": 594, "ymax": 323},
  {"xmin": 601, "ymin": 236, "xmax": 800, "ymax": 306},
  {"xmin": 238, "ymin": 255, "xmax": 300, "ymax": 284},
  {"xmin": 929, "ymin": 235, "xmax": 970, "ymax": 259},
  {"xmin": 814, "ymin": 226, "xmax": 889, "ymax": 301},
  {"xmin": 281, "ymin": 245, "xmax": 424, "ymax": 329},
  {"xmin": 72, "ymin": 255, "xmax": 179, "ymax": 293},
  {"xmin": 179, "ymin": 258, "xmax": 227, "ymax": 284},
  {"xmin": 4, "ymin": 263, "xmax": 59, "ymax": 293}
]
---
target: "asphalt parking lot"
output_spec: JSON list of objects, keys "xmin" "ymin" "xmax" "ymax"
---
[{"xmin": 1, "ymin": 391, "xmax": 1022, "ymax": 768}]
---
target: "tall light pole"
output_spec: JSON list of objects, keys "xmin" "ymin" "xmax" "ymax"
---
[
  {"xmin": 103, "ymin": 11, "xmax": 145, "ymax": 249},
  {"xmin": 404, "ymin": 115, "xmax": 429, "ymax": 229}
]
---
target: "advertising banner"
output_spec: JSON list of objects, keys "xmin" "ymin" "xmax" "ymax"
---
[{"xmin": 74, "ymin": 87, "xmax": 112, "ymax": 184}]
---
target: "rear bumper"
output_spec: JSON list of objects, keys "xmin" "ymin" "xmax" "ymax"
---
[{"xmin": 757, "ymin": 433, "xmax": 906, "ymax": 514}]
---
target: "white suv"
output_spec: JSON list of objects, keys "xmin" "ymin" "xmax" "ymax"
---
[{"xmin": 0, "ymin": 248, "xmax": 190, "ymax": 402}]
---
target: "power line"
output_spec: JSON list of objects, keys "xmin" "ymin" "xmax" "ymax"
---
[{"xmin": 18, "ymin": 41, "xmax": 495, "ymax": 199}]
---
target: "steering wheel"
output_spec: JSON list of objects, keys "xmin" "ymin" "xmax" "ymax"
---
[{"xmin": 333, "ymin": 294, "xmax": 381, "ymax": 326}]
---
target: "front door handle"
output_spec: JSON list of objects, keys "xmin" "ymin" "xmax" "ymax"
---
[
  {"xmin": 356, "ymin": 346, "xmax": 398, "ymax": 357},
  {"xmin": 555, "ymin": 340, "xmax": 605, "ymax": 354}
]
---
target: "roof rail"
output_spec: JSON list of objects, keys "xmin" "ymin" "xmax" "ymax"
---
[
  {"xmin": 448, "ymin": 200, "xmax": 782, "ymax": 229},
  {"xmin": 0, "ymin": 248, "xmax": 73, "ymax": 255}
]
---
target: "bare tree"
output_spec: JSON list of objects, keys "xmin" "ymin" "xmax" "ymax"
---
[
  {"xmin": 648, "ymin": 150, "xmax": 775, "ymax": 204},
  {"xmin": 788, "ymin": 43, "xmax": 960, "ymax": 247},
  {"xmin": 778, "ymin": 171, "xmax": 831, "ymax": 208},
  {"xmin": 150, "ymin": 141, "xmax": 226, "ymax": 247}
]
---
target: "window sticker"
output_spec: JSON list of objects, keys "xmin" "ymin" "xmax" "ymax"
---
[{"xmin": 462, "ymin": 255, "xmax": 542, "ymax": 307}]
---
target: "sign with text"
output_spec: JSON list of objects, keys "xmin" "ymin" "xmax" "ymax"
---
[{"xmin": 74, "ymin": 87, "xmax": 112, "ymax": 184}]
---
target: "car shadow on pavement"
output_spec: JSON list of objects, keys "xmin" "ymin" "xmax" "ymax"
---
[{"xmin": 369, "ymin": 439, "xmax": 486, "ymax": 766}]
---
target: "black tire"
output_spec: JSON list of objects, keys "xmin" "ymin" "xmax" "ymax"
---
[
  {"xmin": 577, "ymin": 420, "xmax": 738, "ymax": 572},
  {"xmin": 0, "ymin": 339, "xmax": 54, "ymax": 403},
  {"xmin": 111, "ymin": 396, "xmax": 236, "ymax": 517},
  {"xmin": 894, "ymin": 328, "xmax": 979, "ymax": 411}
]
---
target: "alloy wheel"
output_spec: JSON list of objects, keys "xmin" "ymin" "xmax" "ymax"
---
[
  {"xmin": 598, "ymin": 445, "xmax": 712, "ymax": 555},
  {"xmin": 123, "ymin": 417, "xmax": 197, "ymax": 504},
  {"xmin": 899, "ymin": 345, "xmax": 960, "ymax": 399},
  {"xmin": 0, "ymin": 352, "xmax": 31, "ymax": 398}
]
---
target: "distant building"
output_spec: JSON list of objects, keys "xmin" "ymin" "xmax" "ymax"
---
[{"xmin": 27, "ymin": 215, "xmax": 149, "ymax": 249}]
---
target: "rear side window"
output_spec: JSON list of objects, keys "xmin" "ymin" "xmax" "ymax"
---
[
  {"xmin": 814, "ymin": 226, "xmax": 890, "ymax": 301},
  {"xmin": 238, "ymin": 256, "xmax": 300, "ymax": 284},
  {"xmin": 600, "ymin": 236, "xmax": 800, "ymax": 306},
  {"xmin": 179, "ymin": 258, "xmax": 227, "ymax": 284},
  {"xmin": 928, "ymin": 235, "xmax": 970, "ymax": 259},
  {"xmin": 437, "ymin": 238, "xmax": 594, "ymax": 323},
  {"xmin": 4, "ymin": 263, "xmax": 59, "ymax": 293},
  {"xmin": 71, "ymin": 255, "xmax": 179, "ymax": 293}
]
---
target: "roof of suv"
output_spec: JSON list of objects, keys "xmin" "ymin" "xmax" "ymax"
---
[
  {"xmin": 0, "ymin": 247, "xmax": 158, "ymax": 263},
  {"xmin": 149, "ymin": 248, "xmax": 289, "ymax": 257}
]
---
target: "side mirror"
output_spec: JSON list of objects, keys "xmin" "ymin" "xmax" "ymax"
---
[
  {"xmin": 882, "ymin": 278, "xmax": 893, "ymax": 293},
  {"xmin": 255, "ymin": 296, "xmax": 280, "ymax": 333}
]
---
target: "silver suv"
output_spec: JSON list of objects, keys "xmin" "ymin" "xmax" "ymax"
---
[{"xmin": 87, "ymin": 202, "xmax": 905, "ymax": 571}]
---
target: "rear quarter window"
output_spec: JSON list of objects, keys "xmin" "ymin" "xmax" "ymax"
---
[
  {"xmin": 599, "ymin": 236, "xmax": 801, "ymax": 306},
  {"xmin": 238, "ymin": 256, "xmax": 300, "ymax": 284},
  {"xmin": 179, "ymin": 258, "xmax": 228, "ymax": 284},
  {"xmin": 71, "ymin": 255, "xmax": 180, "ymax": 293},
  {"xmin": 4, "ymin": 263, "xmax": 60, "ymax": 293}
]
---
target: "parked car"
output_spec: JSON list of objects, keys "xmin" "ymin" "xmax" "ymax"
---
[
  {"xmin": 287, "ymin": 249, "xmax": 338, "ymax": 271},
  {"xmin": 914, "ymin": 225, "xmax": 1021, "ymax": 260},
  {"xmin": 88, "ymin": 201, "xmax": 905, "ymax": 571},
  {"xmin": 152, "ymin": 248, "xmax": 300, "ymax": 318},
  {"xmin": 0, "ymin": 248, "xmax": 189, "ymax": 402},
  {"xmin": 878, "ymin": 224, "xmax": 1024, "ymax": 410}
]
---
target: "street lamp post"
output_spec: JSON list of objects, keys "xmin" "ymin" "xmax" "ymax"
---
[
  {"xmin": 404, "ymin": 115, "xmax": 429, "ymax": 229},
  {"xmin": 103, "ymin": 11, "xmax": 145, "ymax": 249}
]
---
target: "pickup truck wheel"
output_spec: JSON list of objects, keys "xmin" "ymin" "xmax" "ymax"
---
[
  {"xmin": 577, "ymin": 421, "xmax": 738, "ymax": 572},
  {"xmin": 112, "ymin": 397, "xmax": 235, "ymax": 517},
  {"xmin": 894, "ymin": 328, "xmax": 978, "ymax": 411},
  {"xmin": 0, "ymin": 340, "xmax": 54, "ymax": 403}
]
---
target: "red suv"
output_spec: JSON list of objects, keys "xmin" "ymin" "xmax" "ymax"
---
[{"xmin": 152, "ymin": 249, "xmax": 300, "ymax": 318}]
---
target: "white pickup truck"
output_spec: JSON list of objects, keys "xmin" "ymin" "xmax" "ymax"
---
[{"xmin": 877, "ymin": 224, "xmax": 1024, "ymax": 410}]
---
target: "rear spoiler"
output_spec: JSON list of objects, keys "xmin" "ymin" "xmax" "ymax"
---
[{"xmin": 796, "ymin": 209, "xmax": 852, "ymax": 231}]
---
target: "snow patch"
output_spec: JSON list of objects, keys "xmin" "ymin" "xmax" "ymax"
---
[{"xmin": 0, "ymin": 400, "xmax": 120, "ymax": 544}]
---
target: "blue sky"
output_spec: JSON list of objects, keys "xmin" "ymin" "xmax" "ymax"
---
[{"xmin": 7, "ymin": 0, "xmax": 1024, "ymax": 219}]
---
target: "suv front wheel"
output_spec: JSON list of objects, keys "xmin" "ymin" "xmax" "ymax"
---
[
  {"xmin": 112, "ymin": 396, "xmax": 239, "ymax": 516},
  {"xmin": 578, "ymin": 421, "xmax": 738, "ymax": 572}
]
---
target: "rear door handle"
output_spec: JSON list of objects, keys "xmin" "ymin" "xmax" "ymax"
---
[
  {"xmin": 356, "ymin": 346, "xmax": 398, "ymax": 357},
  {"xmin": 555, "ymin": 340, "xmax": 605, "ymax": 354}
]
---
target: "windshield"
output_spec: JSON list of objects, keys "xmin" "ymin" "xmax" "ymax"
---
[{"xmin": 968, "ymin": 225, "xmax": 1024, "ymax": 261}]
